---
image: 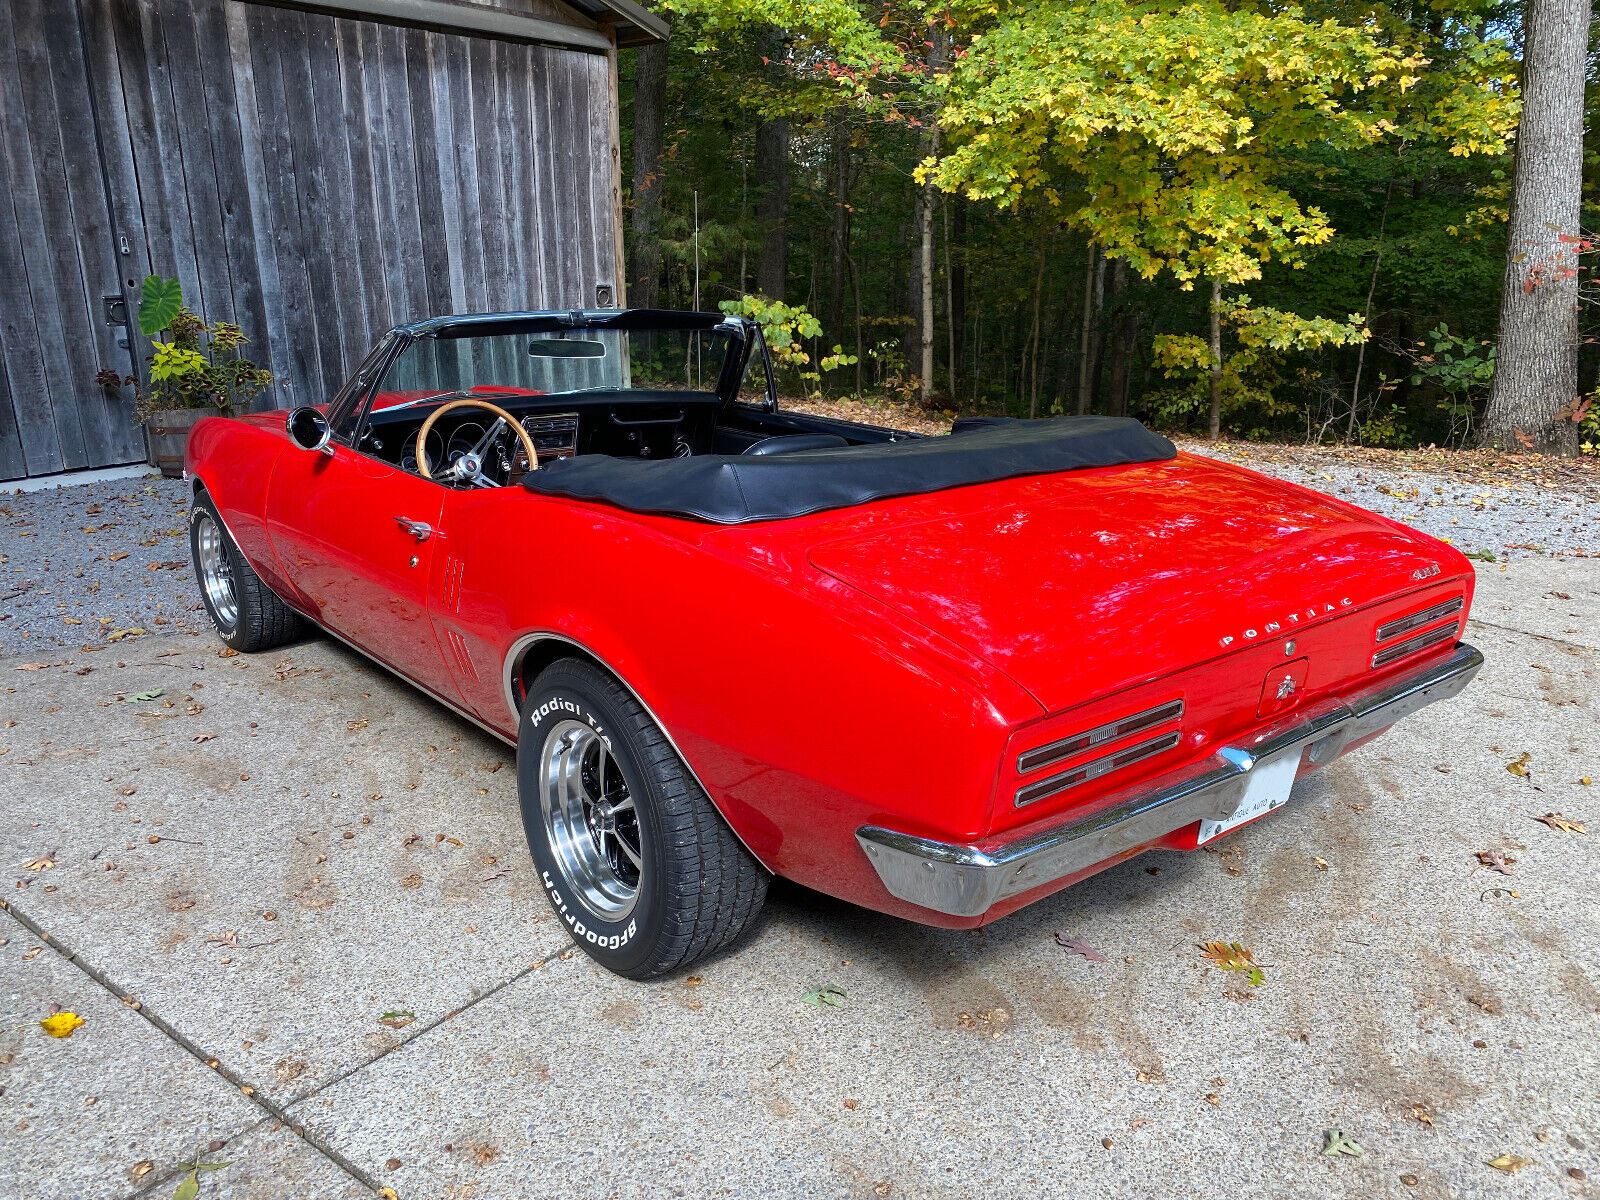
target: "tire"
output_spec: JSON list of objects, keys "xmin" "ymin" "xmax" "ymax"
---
[
  {"xmin": 517, "ymin": 658, "xmax": 768, "ymax": 979},
  {"xmin": 189, "ymin": 492, "xmax": 305, "ymax": 653}
]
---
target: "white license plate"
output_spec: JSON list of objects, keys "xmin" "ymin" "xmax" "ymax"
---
[{"xmin": 1198, "ymin": 748, "xmax": 1303, "ymax": 845}]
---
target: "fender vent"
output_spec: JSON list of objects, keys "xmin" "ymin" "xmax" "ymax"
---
[{"xmin": 444, "ymin": 628, "xmax": 479, "ymax": 681}]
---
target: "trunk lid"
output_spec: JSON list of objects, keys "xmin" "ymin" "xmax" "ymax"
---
[{"xmin": 807, "ymin": 454, "xmax": 1469, "ymax": 714}]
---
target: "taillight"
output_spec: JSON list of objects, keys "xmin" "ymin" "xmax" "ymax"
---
[
  {"xmin": 1372, "ymin": 594, "xmax": 1464, "ymax": 669},
  {"xmin": 1013, "ymin": 699, "xmax": 1183, "ymax": 808}
]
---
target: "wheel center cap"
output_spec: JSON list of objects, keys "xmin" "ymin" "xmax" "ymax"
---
[{"xmin": 592, "ymin": 800, "xmax": 616, "ymax": 833}]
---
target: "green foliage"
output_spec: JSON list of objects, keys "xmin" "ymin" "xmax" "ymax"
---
[
  {"xmin": 137, "ymin": 275, "xmax": 184, "ymax": 337},
  {"xmin": 720, "ymin": 295, "xmax": 856, "ymax": 395},
  {"xmin": 99, "ymin": 276, "xmax": 272, "ymax": 423},
  {"xmin": 624, "ymin": 0, "xmax": 1529, "ymax": 443}
]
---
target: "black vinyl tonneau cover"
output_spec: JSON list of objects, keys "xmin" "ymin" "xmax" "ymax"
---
[{"xmin": 522, "ymin": 416, "xmax": 1176, "ymax": 523}]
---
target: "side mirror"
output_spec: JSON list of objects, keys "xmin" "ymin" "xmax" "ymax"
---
[{"xmin": 286, "ymin": 406, "xmax": 331, "ymax": 452}]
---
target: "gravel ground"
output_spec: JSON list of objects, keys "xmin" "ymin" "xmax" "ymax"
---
[
  {"xmin": 3, "ymin": 432, "xmax": 1597, "ymax": 655},
  {"xmin": 1182, "ymin": 440, "xmax": 1600, "ymax": 563},
  {"xmin": 0, "ymin": 474, "xmax": 209, "ymax": 657}
]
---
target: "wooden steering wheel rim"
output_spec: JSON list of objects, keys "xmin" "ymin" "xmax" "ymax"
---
[{"xmin": 416, "ymin": 397, "xmax": 540, "ymax": 482}]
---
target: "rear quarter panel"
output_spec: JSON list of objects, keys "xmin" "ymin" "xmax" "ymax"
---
[{"xmin": 439, "ymin": 488, "xmax": 1043, "ymax": 922}]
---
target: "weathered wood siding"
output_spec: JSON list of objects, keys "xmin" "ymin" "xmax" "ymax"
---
[
  {"xmin": 1, "ymin": 0, "xmax": 622, "ymax": 478},
  {"xmin": 0, "ymin": 0, "xmax": 143, "ymax": 478}
]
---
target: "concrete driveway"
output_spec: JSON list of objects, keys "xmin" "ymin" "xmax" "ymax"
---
[{"xmin": 2, "ymin": 553, "xmax": 1597, "ymax": 1200}]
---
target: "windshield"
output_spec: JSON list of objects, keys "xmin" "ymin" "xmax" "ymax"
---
[{"xmin": 371, "ymin": 326, "xmax": 742, "ymax": 412}]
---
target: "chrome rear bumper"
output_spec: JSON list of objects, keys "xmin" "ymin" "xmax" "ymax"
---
[{"xmin": 857, "ymin": 643, "xmax": 1483, "ymax": 918}]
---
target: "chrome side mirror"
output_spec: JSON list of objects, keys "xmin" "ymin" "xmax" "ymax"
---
[{"xmin": 286, "ymin": 406, "xmax": 331, "ymax": 453}]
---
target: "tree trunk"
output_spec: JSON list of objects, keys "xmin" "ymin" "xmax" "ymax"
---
[
  {"xmin": 1075, "ymin": 243, "xmax": 1103, "ymax": 414},
  {"xmin": 754, "ymin": 114, "xmax": 790, "ymax": 300},
  {"xmin": 943, "ymin": 198, "xmax": 957, "ymax": 403},
  {"xmin": 915, "ymin": 28, "xmax": 947, "ymax": 405},
  {"xmin": 1105, "ymin": 257, "xmax": 1137, "ymax": 418},
  {"xmin": 628, "ymin": 33, "xmax": 669, "ymax": 310},
  {"xmin": 1208, "ymin": 278, "xmax": 1224, "ymax": 440},
  {"xmin": 1347, "ymin": 177, "xmax": 1393, "ymax": 443},
  {"xmin": 1028, "ymin": 233, "xmax": 1046, "ymax": 417},
  {"xmin": 828, "ymin": 120, "xmax": 850, "ymax": 340},
  {"xmin": 950, "ymin": 199, "xmax": 967, "ymax": 392},
  {"xmin": 1481, "ymin": 0, "xmax": 1590, "ymax": 453}
]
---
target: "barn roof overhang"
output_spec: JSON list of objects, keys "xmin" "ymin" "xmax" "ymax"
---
[{"xmin": 270, "ymin": 0, "xmax": 668, "ymax": 51}]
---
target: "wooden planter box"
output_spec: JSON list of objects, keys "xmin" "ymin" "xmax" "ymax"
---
[{"xmin": 146, "ymin": 407, "xmax": 224, "ymax": 478}]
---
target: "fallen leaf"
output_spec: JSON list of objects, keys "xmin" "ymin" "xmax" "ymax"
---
[
  {"xmin": 843, "ymin": 1098, "xmax": 859, "ymax": 1110},
  {"xmin": 386, "ymin": 1157, "xmax": 402, "ymax": 1170},
  {"xmin": 105, "ymin": 628, "xmax": 146, "ymax": 643},
  {"xmin": 378, "ymin": 1009, "xmax": 416, "ymax": 1029},
  {"xmin": 1505, "ymin": 752, "xmax": 1532, "ymax": 777},
  {"xmin": 39, "ymin": 1011, "xmax": 85, "ymax": 1038},
  {"xmin": 1410, "ymin": 1102, "xmax": 1435, "ymax": 1126},
  {"xmin": 1053, "ymin": 932, "xmax": 1107, "ymax": 962},
  {"xmin": 217, "ymin": 647, "xmax": 238, "ymax": 658},
  {"xmin": 192, "ymin": 733, "xmax": 216, "ymax": 743},
  {"xmin": 127, "ymin": 688, "xmax": 164, "ymax": 702},
  {"xmin": 1486, "ymin": 1153, "xmax": 1534, "ymax": 1174},
  {"xmin": 376, "ymin": 1190, "xmax": 398, "ymax": 1200},
  {"xmin": 1313, "ymin": 856, "xmax": 1329, "ymax": 871},
  {"xmin": 208, "ymin": 930, "xmax": 238, "ymax": 948},
  {"xmin": 802, "ymin": 983, "xmax": 848, "ymax": 1007},
  {"xmin": 1199, "ymin": 940, "xmax": 1265, "ymax": 986},
  {"xmin": 1323, "ymin": 1129, "xmax": 1365, "ymax": 1158},
  {"xmin": 131, "ymin": 1160, "xmax": 154, "ymax": 1181},
  {"xmin": 173, "ymin": 1171, "xmax": 199, "ymax": 1200},
  {"xmin": 21, "ymin": 852, "xmax": 56, "ymax": 872},
  {"xmin": 14, "ymin": 663, "xmax": 49, "ymax": 671},
  {"xmin": 1475, "ymin": 850, "xmax": 1515, "ymax": 875},
  {"xmin": 347, "ymin": 719, "xmax": 369, "ymax": 731},
  {"xmin": 1533, "ymin": 812, "xmax": 1586, "ymax": 834},
  {"xmin": 108, "ymin": 552, "xmax": 130, "ymax": 562}
]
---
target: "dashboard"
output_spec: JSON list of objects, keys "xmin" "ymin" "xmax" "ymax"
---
[{"xmin": 358, "ymin": 391, "xmax": 718, "ymax": 487}]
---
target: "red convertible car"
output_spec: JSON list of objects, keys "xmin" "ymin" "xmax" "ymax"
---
[{"xmin": 185, "ymin": 308, "xmax": 1481, "ymax": 978}]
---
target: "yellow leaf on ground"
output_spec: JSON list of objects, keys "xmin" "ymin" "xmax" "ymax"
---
[
  {"xmin": 1486, "ymin": 1153, "xmax": 1533, "ymax": 1174},
  {"xmin": 39, "ymin": 1012, "xmax": 85, "ymax": 1038},
  {"xmin": 1505, "ymin": 752, "xmax": 1531, "ymax": 777}
]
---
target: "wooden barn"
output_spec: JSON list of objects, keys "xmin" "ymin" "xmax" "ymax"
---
[{"xmin": 0, "ymin": 0, "xmax": 664, "ymax": 482}]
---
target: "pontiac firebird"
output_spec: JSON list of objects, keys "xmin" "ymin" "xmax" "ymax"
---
[{"xmin": 184, "ymin": 308, "xmax": 1482, "ymax": 978}]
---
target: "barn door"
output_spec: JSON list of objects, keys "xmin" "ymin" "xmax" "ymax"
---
[{"xmin": 0, "ymin": 0, "xmax": 143, "ymax": 480}]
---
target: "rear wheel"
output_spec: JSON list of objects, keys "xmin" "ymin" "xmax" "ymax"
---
[
  {"xmin": 189, "ymin": 493, "xmax": 305, "ymax": 653},
  {"xmin": 517, "ymin": 658, "xmax": 768, "ymax": 978}
]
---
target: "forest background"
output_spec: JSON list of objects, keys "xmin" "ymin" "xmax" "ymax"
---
[{"xmin": 618, "ymin": 0, "xmax": 1597, "ymax": 453}]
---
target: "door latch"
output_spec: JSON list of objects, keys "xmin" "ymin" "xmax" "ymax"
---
[{"xmin": 394, "ymin": 516, "xmax": 433, "ymax": 541}]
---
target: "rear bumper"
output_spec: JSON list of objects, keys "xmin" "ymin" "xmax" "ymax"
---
[{"xmin": 857, "ymin": 642, "xmax": 1484, "ymax": 918}]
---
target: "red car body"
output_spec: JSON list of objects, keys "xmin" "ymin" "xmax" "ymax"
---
[{"xmin": 186, "ymin": 316, "xmax": 1481, "ymax": 931}]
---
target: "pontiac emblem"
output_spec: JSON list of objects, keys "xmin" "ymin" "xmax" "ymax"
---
[
  {"xmin": 1219, "ymin": 594, "xmax": 1354, "ymax": 648},
  {"xmin": 1276, "ymin": 675, "xmax": 1298, "ymax": 700}
]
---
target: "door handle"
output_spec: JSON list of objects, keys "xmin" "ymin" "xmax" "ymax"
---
[{"xmin": 395, "ymin": 516, "xmax": 433, "ymax": 541}]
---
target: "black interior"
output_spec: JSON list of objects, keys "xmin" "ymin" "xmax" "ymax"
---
[{"xmin": 353, "ymin": 390, "xmax": 907, "ymax": 483}]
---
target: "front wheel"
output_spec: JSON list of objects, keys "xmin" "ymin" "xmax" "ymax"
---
[
  {"xmin": 189, "ymin": 493, "xmax": 305, "ymax": 653},
  {"xmin": 517, "ymin": 658, "xmax": 768, "ymax": 978}
]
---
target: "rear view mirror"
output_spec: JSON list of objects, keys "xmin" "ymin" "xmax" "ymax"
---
[
  {"xmin": 286, "ymin": 406, "xmax": 331, "ymax": 452},
  {"xmin": 528, "ymin": 338, "xmax": 605, "ymax": 359}
]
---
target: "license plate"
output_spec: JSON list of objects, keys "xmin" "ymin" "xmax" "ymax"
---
[{"xmin": 1198, "ymin": 748, "xmax": 1303, "ymax": 845}]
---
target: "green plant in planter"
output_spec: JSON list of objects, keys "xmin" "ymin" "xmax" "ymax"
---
[{"xmin": 95, "ymin": 276, "xmax": 272, "ymax": 423}]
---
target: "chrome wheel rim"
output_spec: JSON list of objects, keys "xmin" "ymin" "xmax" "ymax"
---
[
  {"xmin": 540, "ymin": 719, "xmax": 642, "ymax": 921},
  {"xmin": 194, "ymin": 511, "xmax": 238, "ymax": 631}
]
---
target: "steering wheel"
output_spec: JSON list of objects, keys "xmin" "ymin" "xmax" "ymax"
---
[{"xmin": 417, "ymin": 398, "xmax": 540, "ymax": 487}]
